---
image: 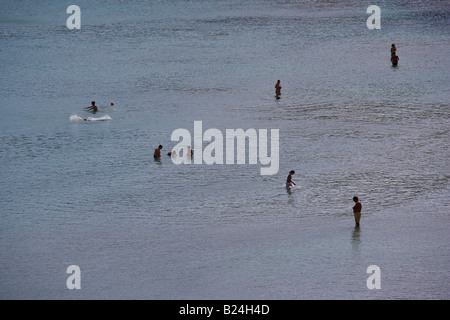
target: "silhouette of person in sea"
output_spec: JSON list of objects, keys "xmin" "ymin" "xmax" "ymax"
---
[
  {"xmin": 286, "ymin": 170, "xmax": 296, "ymax": 187},
  {"xmin": 84, "ymin": 101, "xmax": 98, "ymax": 113},
  {"xmin": 275, "ymin": 80, "xmax": 282, "ymax": 99},
  {"xmin": 391, "ymin": 53, "xmax": 399, "ymax": 66},
  {"xmin": 391, "ymin": 44, "xmax": 397, "ymax": 56},
  {"xmin": 390, "ymin": 44, "xmax": 399, "ymax": 66},
  {"xmin": 353, "ymin": 196, "xmax": 362, "ymax": 227},
  {"xmin": 154, "ymin": 145, "xmax": 163, "ymax": 158}
]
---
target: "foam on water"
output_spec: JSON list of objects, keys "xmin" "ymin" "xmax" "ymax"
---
[{"xmin": 70, "ymin": 114, "xmax": 112, "ymax": 121}]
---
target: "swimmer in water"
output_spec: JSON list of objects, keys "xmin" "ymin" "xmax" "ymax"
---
[{"xmin": 84, "ymin": 101, "xmax": 98, "ymax": 113}]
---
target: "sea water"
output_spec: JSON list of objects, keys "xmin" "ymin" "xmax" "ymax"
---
[{"xmin": 0, "ymin": 0, "xmax": 448, "ymax": 299}]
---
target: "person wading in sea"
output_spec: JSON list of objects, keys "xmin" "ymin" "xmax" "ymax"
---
[
  {"xmin": 154, "ymin": 145, "xmax": 163, "ymax": 158},
  {"xmin": 275, "ymin": 80, "xmax": 282, "ymax": 99},
  {"xmin": 286, "ymin": 170, "xmax": 296, "ymax": 188},
  {"xmin": 353, "ymin": 196, "xmax": 362, "ymax": 227}
]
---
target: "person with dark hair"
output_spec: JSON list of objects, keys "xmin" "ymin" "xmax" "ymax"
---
[
  {"xmin": 391, "ymin": 53, "xmax": 399, "ymax": 66},
  {"xmin": 154, "ymin": 145, "xmax": 163, "ymax": 158},
  {"xmin": 353, "ymin": 196, "xmax": 362, "ymax": 226},
  {"xmin": 286, "ymin": 170, "xmax": 296, "ymax": 188},
  {"xmin": 391, "ymin": 44, "xmax": 397, "ymax": 56},
  {"xmin": 275, "ymin": 80, "xmax": 282, "ymax": 99},
  {"xmin": 390, "ymin": 44, "xmax": 399, "ymax": 66},
  {"xmin": 84, "ymin": 101, "xmax": 98, "ymax": 113}
]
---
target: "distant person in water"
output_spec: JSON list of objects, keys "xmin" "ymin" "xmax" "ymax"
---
[
  {"xmin": 391, "ymin": 54, "xmax": 399, "ymax": 66},
  {"xmin": 275, "ymin": 80, "xmax": 282, "ymax": 99},
  {"xmin": 391, "ymin": 44, "xmax": 397, "ymax": 56},
  {"xmin": 84, "ymin": 101, "xmax": 98, "ymax": 113},
  {"xmin": 353, "ymin": 196, "xmax": 362, "ymax": 227},
  {"xmin": 154, "ymin": 145, "xmax": 163, "ymax": 158},
  {"xmin": 286, "ymin": 170, "xmax": 296, "ymax": 187}
]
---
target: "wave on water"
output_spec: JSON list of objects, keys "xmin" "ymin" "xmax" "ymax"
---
[{"xmin": 70, "ymin": 114, "xmax": 112, "ymax": 122}]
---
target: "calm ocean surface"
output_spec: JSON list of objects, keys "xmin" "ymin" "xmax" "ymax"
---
[{"xmin": 0, "ymin": 0, "xmax": 449, "ymax": 299}]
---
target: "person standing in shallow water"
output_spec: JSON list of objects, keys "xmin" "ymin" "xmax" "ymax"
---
[
  {"xmin": 353, "ymin": 196, "xmax": 362, "ymax": 227},
  {"xmin": 286, "ymin": 170, "xmax": 296, "ymax": 187},
  {"xmin": 391, "ymin": 44, "xmax": 399, "ymax": 66},
  {"xmin": 391, "ymin": 53, "xmax": 399, "ymax": 66},
  {"xmin": 275, "ymin": 80, "xmax": 282, "ymax": 99},
  {"xmin": 154, "ymin": 145, "xmax": 163, "ymax": 158},
  {"xmin": 391, "ymin": 44, "xmax": 397, "ymax": 56}
]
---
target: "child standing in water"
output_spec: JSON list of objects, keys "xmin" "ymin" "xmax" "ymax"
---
[{"xmin": 286, "ymin": 170, "xmax": 296, "ymax": 187}]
